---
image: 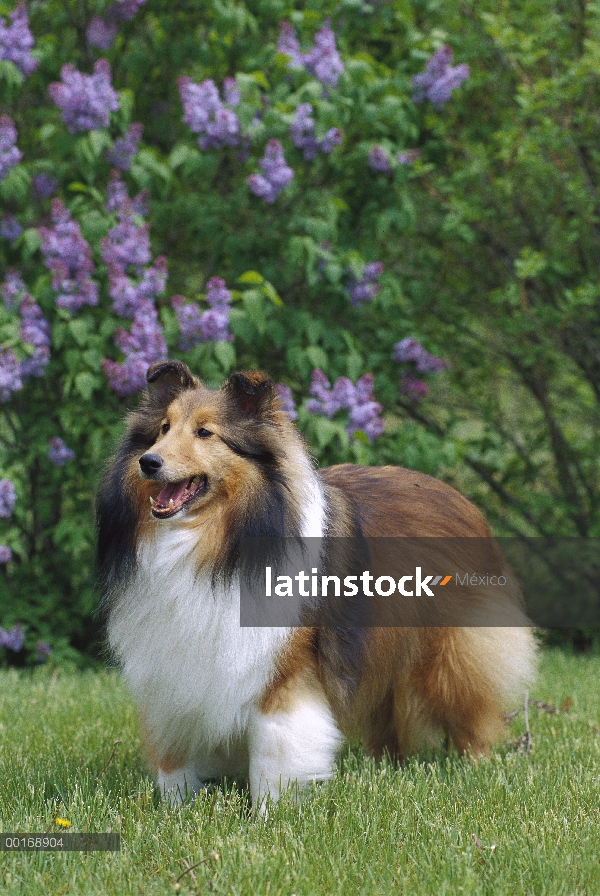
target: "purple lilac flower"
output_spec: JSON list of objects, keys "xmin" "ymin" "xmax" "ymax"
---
[
  {"xmin": 412, "ymin": 46, "xmax": 469, "ymax": 108},
  {"xmin": 178, "ymin": 77, "xmax": 240, "ymax": 150},
  {"xmin": 0, "ymin": 624, "xmax": 24, "ymax": 651},
  {"xmin": 20, "ymin": 295, "xmax": 51, "ymax": 378},
  {"xmin": 248, "ymin": 140, "xmax": 294, "ymax": 203},
  {"xmin": 48, "ymin": 59, "xmax": 119, "ymax": 133},
  {"xmin": 106, "ymin": 123, "xmax": 143, "ymax": 170},
  {"xmin": 0, "ymin": 115, "xmax": 22, "ymax": 181},
  {"xmin": 278, "ymin": 20, "xmax": 344, "ymax": 89},
  {"xmin": 101, "ymin": 178, "xmax": 168, "ymax": 394},
  {"xmin": 392, "ymin": 337, "xmax": 448, "ymax": 373},
  {"xmin": 48, "ymin": 437, "xmax": 75, "ymax": 467},
  {"xmin": 39, "ymin": 200, "xmax": 98, "ymax": 314},
  {"xmin": 369, "ymin": 145, "xmax": 391, "ymax": 173},
  {"xmin": 105, "ymin": 0, "xmax": 147, "ymax": 23},
  {"xmin": 87, "ymin": 16, "xmax": 118, "ymax": 50},
  {"xmin": 399, "ymin": 371, "xmax": 430, "ymax": 401},
  {"xmin": 223, "ymin": 77, "xmax": 240, "ymax": 106},
  {"xmin": 304, "ymin": 21, "xmax": 344, "ymax": 88},
  {"xmin": 0, "ymin": 4, "xmax": 38, "ymax": 78},
  {"xmin": 0, "ymin": 348, "xmax": 22, "ymax": 401},
  {"xmin": 346, "ymin": 261, "xmax": 384, "ymax": 306},
  {"xmin": 102, "ymin": 175, "xmax": 167, "ymax": 318},
  {"xmin": 277, "ymin": 21, "xmax": 303, "ymax": 66},
  {"xmin": 0, "ymin": 546, "xmax": 12, "ymax": 564},
  {"xmin": 393, "ymin": 338, "xmax": 448, "ymax": 402},
  {"xmin": 102, "ymin": 301, "xmax": 167, "ymax": 396},
  {"xmin": 2, "ymin": 269, "xmax": 26, "ymax": 309},
  {"xmin": 397, "ymin": 149, "xmax": 420, "ymax": 165},
  {"xmin": 32, "ymin": 172, "xmax": 58, "ymax": 199},
  {"xmin": 290, "ymin": 104, "xmax": 342, "ymax": 160},
  {"xmin": 0, "ymin": 479, "xmax": 17, "ymax": 517},
  {"xmin": 1, "ymin": 215, "xmax": 22, "ymax": 242},
  {"xmin": 172, "ymin": 277, "xmax": 233, "ymax": 348},
  {"xmin": 276, "ymin": 384, "xmax": 297, "ymax": 421},
  {"xmin": 307, "ymin": 369, "xmax": 384, "ymax": 442},
  {"xmin": 36, "ymin": 641, "xmax": 52, "ymax": 661}
]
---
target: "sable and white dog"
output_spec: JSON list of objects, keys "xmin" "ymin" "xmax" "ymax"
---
[{"xmin": 97, "ymin": 361, "xmax": 535, "ymax": 808}]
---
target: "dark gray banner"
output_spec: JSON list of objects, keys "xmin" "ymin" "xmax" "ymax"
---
[
  {"xmin": 238, "ymin": 537, "xmax": 600, "ymax": 627},
  {"xmin": 1, "ymin": 833, "xmax": 121, "ymax": 851}
]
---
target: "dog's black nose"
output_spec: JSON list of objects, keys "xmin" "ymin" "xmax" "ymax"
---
[{"xmin": 139, "ymin": 453, "xmax": 163, "ymax": 476}]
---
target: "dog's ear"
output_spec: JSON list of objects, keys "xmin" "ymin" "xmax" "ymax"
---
[
  {"xmin": 224, "ymin": 371, "xmax": 274, "ymax": 417},
  {"xmin": 146, "ymin": 360, "xmax": 199, "ymax": 404}
]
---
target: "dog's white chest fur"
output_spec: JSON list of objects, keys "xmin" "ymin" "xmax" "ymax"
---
[{"xmin": 108, "ymin": 525, "xmax": 291, "ymax": 756}]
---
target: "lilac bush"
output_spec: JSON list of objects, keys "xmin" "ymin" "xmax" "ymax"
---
[
  {"xmin": 0, "ymin": 3, "xmax": 38, "ymax": 78},
  {"xmin": 39, "ymin": 200, "xmax": 99, "ymax": 314},
  {"xmin": 412, "ymin": 46, "xmax": 469, "ymax": 108},
  {"xmin": 48, "ymin": 438, "xmax": 75, "ymax": 467},
  {"xmin": 0, "ymin": 115, "xmax": 21, "ymax": 181},
  {"xmin": 0, "ymin": 2, "xmax": 469, "ymax": 661},
  {"xmin": 248, "ymin": 140, "xmax": 294, "ymax": 202},
  {"xmin": 48, "ymin": 59, "xmax": 120, "ymax": 133}
]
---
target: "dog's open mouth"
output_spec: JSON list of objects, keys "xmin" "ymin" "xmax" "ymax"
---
[{"xmin": 150, "ymin": 475, "xmax": 207, "ymax": 519}]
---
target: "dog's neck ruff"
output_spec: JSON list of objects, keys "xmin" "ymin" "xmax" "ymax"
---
[{"xmin": 107, "ymin": 463, "xmax": 326, "ymax": 754}]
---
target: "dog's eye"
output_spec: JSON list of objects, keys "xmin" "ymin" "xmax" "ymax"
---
[
  {"xmin": 196, "ymin": 428, "xmax": 212, "ymax": 439},
  {"xmin": 161, "ymin": 422, "xmax": 170, "ymax": 435}
]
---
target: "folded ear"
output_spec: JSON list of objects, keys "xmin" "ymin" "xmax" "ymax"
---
[
  {"xmin": 225, "ymin": 371, "xmax": 274, "ymax": 417},
  {"xmin": 146, "ymin": 360, "xmax": 199, "ymax": 404}
]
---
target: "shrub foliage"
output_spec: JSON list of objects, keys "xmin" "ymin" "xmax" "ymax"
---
[{"xmin": 1, "ymin": 0, "xmax": 598, "ymax": 660}]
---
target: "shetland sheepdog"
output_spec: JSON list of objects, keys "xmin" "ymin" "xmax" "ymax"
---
[{"xmin": 98, "ymin": 360, "xmax": 536, "ymax": 808}]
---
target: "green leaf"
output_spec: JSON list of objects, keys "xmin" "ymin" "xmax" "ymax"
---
[
  {"xmin": 305, "ymin": 346, "xmax": 329, "ymax": 369},
  {"xmin": 262, "ymin": 280, "xmax": 284, "ymax": 307},
  {"xmin": 68, "ymin": 319, "xmax": 89, "ymax": 348},
  {"xmin": 75, "ymin": 372, "xmax": 98, "ymax": 401},
  {"xmin": 237, "ymin": 270, "xmax": 264, "ymax": 285},
  {"xmin": 241, "ymin": 290, "xmax": 267, "ymax": 333},
  {"xmin": 213, "ymin": 341, "xmax": 236, "ymax": 372},
  {"xmin": 21, "ymin": 228, "xmax": 41, "ymax": 260},
  {"xmin": 251, "ymin": 70, "xmax": 270, "ymax": 90}
]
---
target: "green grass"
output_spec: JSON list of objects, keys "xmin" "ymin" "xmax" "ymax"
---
[{"xmin": 0, "ymin": 649, "xmax": 599, "ymax": 895}]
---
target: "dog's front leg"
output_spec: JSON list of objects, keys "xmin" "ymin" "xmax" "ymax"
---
[
  {"xmin": 157, "ymin": 764, "xmax": 202, "ymax": 806},
  {"xmin": 248, "ymin": 688, "xmax": 343, "ymax": 812}
]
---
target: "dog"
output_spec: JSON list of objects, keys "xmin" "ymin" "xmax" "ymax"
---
[{"xmin": 97, "ymin": 360, "xmax": 536, "ymax": 808}]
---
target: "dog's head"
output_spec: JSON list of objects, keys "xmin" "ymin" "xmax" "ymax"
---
[{"xmin": 132, "ymin": 361, "xmax": 290, "ymax": 521}]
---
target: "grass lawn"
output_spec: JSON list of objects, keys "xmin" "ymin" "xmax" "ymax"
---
[{"xmin": 0, "ymin": 648, "xmax": 599, "ymax": 895}]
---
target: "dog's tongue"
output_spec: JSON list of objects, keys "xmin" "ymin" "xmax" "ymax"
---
[{"xmin": 156, "ymin": 479, "xmax": 190, "ymax": 508}]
